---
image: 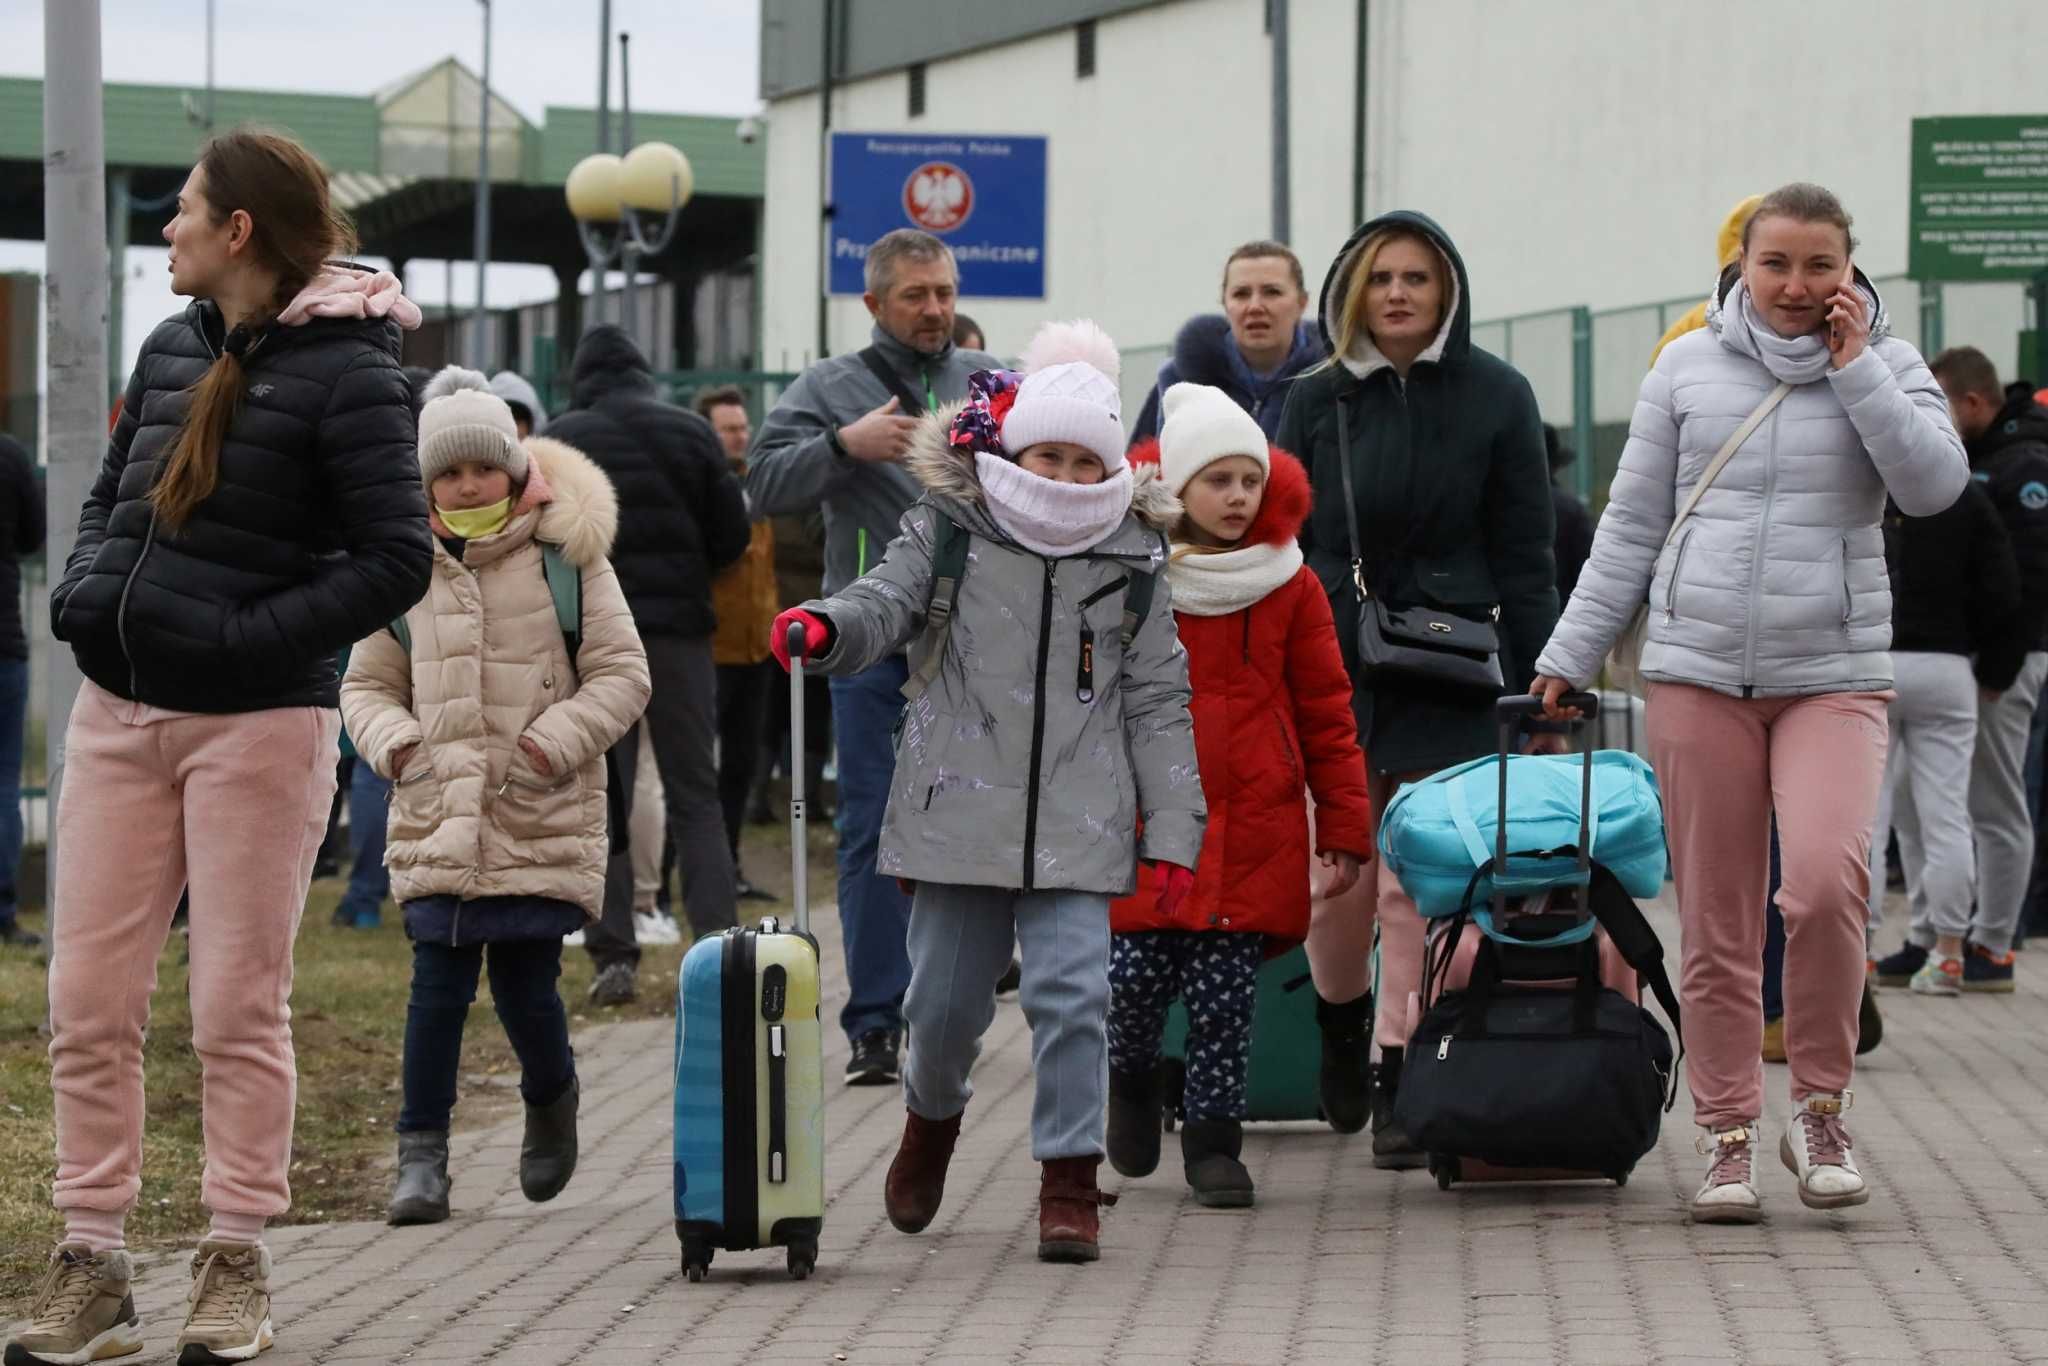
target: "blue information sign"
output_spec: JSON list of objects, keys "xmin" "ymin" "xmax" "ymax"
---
[{"xmin": 828, "ymin": 132, "xmax": 1048, "ymax": 298}]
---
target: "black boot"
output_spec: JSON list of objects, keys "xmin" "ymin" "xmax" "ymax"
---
[
  {"xmin": 388, "ymin": 1130, "xmax": 450, "ymax": 1225},
  {"xmin": 1106, "ymin": 1066, "xmax": 1163, "ymax": 1178},
  {"xmin": 1181, "ymin": 1119, "xmax": 1255, "ymax": 1208},
  {"xmin": 520, "ymin": 1076, "xmax": 580, "ymax": 1202},
  {"xmin": 1315, "ymin": 991, "xmax": 1372, "ymax": 1135},
  {"xmin": 1370, "ymin": 1047, "xmax": 1426, "ymax": 1170}
]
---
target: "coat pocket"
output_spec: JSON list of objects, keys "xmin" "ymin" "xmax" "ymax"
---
[
  {"xmin": 1662, "ymin": 525, "xmax": 1698, "ymax": 622},
  {"xmin": 387, "ymin": 764, "xmax": 441, "ymax": 844},
  {"xmin": 495, "ymin": 765, "xmax": 581, "ymax": 841},
  {"xmin": 1840, "ymin": 535, "xmax": 1853, "ymax": 626}
]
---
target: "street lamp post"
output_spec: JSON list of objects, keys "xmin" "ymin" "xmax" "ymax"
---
[{"xmin": 564, "ymin": 142, "xmax": 692, "ymax": 352}]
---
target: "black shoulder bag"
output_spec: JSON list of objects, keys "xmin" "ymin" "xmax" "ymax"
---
[{"xmin": 1335, "ymin": 400, "xmax": 1504, "ymax": 694}]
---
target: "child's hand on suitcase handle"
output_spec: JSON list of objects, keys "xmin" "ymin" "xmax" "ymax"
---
[
  {"xmin": 1318, "ymin": 850, "xmax": 1364, "ymax": 898},
  {"xmin": 771, "ymin": 608, "xmax": 834, "ymax": 671},
  {"xmin": 1152, "ymin": 862, "xmax": 1199, "ymax": 926}
]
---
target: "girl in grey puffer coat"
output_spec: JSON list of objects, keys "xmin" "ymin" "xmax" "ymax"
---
[
  {"xmin": 1532, "ymin": 185, "xmax": 1968, "ymax": 1228},
  {"xmin": 772, "ymin": 321, "xmax": 1203, "ymax": 1264}
]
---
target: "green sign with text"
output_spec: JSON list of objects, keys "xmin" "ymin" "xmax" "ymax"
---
[{"xmin": 1910, "ymin": 115, "xmax": 2048, "ymax": 280}]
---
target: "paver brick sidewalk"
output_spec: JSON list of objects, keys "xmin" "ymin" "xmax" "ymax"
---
[{"xmin": 16, "ymin": 891, "xmax": 2048, "ymax": 1364}]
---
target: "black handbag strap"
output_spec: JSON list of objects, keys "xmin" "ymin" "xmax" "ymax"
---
[
  {"xmin": 1335, "ymin": 401, "xmax": 1371, "ymax": 598},
  {"xmin": 858, "ymin": 346, "xmax": 926, "ymax": 418},
  {"xmin": 1459, "ymin": 933, "xmax": 1602, "ymax": 1039}
]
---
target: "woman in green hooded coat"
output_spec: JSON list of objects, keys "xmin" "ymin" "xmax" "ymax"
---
[{"xmin": 1276, "ymin": 210, "xmax": 1558, "ymax": 1168}]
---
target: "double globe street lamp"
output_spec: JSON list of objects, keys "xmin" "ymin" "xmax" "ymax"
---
[{"xmin": 564, "ymin": 140, "xmax": 694, "ymax": 339}]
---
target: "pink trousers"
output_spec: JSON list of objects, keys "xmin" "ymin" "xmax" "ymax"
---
[
  {"xmin": 48, "ymin": 681, "xmax": 338, "ymax": 1220},
  {"xmin": 1305, "ymin": 771, "xmax": 1426, "ymax": 1048},
  {"xmin": 1646, "ymin": 683, "xmax": 1888, "ymax": 1129}
]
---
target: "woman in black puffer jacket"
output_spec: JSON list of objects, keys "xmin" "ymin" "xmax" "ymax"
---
[{"xmin": 18, "ymin": 130, "xmax": 431, "ymax": 1366}]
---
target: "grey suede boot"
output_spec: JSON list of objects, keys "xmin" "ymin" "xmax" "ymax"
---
[
  {"xmin": 388, "ymin": 1130, "xmax": 451, "ymax": 1225},
  {"xmin": 520, "ymin": 1076, "xmax": 580, "ymax": 1202}
]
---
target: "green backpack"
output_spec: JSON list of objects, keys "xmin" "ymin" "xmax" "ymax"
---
[
  {"xmin": 390, "ymin": 542, "xmax": 581, "ymax": 664},
  {"xmin": 901, "ymin": 511, "xmax": 1162, "ymax": 702}
]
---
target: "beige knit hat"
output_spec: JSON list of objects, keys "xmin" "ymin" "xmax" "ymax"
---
[{"xmin": 417, "ymin": 365, "xmax": 528, "ymax": 486}]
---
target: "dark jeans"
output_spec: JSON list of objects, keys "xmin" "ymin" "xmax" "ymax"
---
[
  {"xmin": 0, "ymin": 658, "xmax": 23, "ymax": 928},
  {"xmin": 2021, "ymin": 673, "xmax": 2048, "ymax": 939},
  {"xmin": 830, "ymin": 656, "xmax": 914, "ymax": 1042},
  {"xmin": 339, "ymin": 760, "xmax": 391, "ymax": 926},
  {"xmin": 763, "ymin": 660, "xmax": 833, "ymax": 780},
  {"xmin": 398, "ymin": 937, "xmax": 576, "ymax": 1133},
  {"xmin": 590, "ymin": 635, "xmax": 737, "ymax": 970},
  {"xmin": 716, "ymin": 661, "xmax": 771, "ymax": 865}
]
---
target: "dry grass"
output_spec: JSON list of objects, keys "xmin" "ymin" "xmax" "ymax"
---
[{"xmin": 0, "ymin": 813, "xmax": 834, "ymax": 1316}]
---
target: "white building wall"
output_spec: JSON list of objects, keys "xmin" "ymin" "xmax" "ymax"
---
[{"xmin": 761, "ymin": 0, "xmax": 2048, "ymax": 382}]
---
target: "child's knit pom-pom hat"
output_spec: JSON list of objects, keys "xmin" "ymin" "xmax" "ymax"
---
[
  {"xmin": 417, "ymin": 364, "xmax": 529, "ymax": 487},
  {"xmin": 997, "ymin": 320, "xmax": 1128, "ymax": 473}
]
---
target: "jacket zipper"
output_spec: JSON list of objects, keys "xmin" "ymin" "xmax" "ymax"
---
[
  {"xmin": 115, "ymin": 517, "xmax": 158, "ymax": 697},
  {"xmin": 1739, "ymin": 404, "xmax": 1783, "ymax": 696},
  {"xmin": 1840, "ymin": 536, "xmax": 1853, "ymax": 625},
  {"xmin": 1664, "ymin": 525, "xmax": 1696, "ymax": 619},
  {"xmin": 1022, "ymin": 560, "xmax": 1057, "ymax": 891}
]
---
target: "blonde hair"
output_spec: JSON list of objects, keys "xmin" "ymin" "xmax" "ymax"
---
[{"xmin": 1328, "ymin": 227, "xmax": 1450, "ymax": 363}]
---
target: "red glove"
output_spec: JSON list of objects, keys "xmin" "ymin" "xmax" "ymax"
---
[
  {"xmin": 771, "ymin": 608, "xmax": 832, "ymax": 671},
  {"xmin": 1152, "ymin": 862, "xmax": 1199, "ymax": 927}
]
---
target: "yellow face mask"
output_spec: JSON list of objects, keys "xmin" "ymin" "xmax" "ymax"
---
[{"xmin": 437, "ymin": 496, "xmax": 513, "ymax": 540}]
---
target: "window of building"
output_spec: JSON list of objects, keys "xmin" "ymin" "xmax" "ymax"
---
[
  {"xmin": 908, "ymin": 62, "xmax": 927, "ymax": 117},
  {"xmin": 1077, "ymin": 20, "xmax": 1097, "ymax": 78}
]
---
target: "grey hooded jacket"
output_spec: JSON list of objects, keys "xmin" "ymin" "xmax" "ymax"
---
[
  {"xmin": 748, "ymin": 326, "xmax": 998, "ymax": 598},
  {"xmin": 1536, "ymin": 271, "xmax": 1969, "ymax": 697},
  {"xmin": 800, "ymin": 414, "xmax": 1205, "ymax": 895}
]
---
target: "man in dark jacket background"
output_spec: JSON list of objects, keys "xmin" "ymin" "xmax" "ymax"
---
[
  {"xmin": 1545, "ymin": 424, "xmax": 1595, "ymax": 605},
  {"xmin": 546, "ymin": 325, "xmax": 750, "ymax": 1004},
  {"xmin": 746, "ymin": 229, "xmax": 996, "ymax": 1085},
  {"xmin": 1925, "ymin": 346, "xmax": 2048, "ymax": 989},
  {"xmin": 0, "ymin": 433, "xmax": 43, "ymax": 948}
]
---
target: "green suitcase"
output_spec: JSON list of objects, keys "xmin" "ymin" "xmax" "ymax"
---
[{"xmin": 1159, "ymin": 945, "xmax": 1327, "ymax": 1124}]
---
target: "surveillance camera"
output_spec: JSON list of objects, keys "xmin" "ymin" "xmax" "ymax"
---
[{"xmin": 736, "ymin": 115, "xmax": 762, "ymax": 145}]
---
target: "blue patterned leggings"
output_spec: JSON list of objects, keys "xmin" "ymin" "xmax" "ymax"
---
[{"xmin": 1107, "ymin": 930, "xmax": 1264, "ymax": 1122}]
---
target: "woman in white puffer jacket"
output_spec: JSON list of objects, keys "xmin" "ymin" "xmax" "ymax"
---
[{"xmin": 1532, "ymin": 183, "xmax": 1967, "ymax": 1226}]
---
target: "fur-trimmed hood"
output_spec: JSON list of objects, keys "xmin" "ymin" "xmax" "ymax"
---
[
  {"xmin": 902, "ymin": 404, "xmax": 1181, "ymax": 546},
  {"xmin": 1126, "ymin": 439, "xmax": 1311, "ymax": 549},
  {"xmin": 1168, "ymin": 314, "xmax": 1324, "ymax": 392}
]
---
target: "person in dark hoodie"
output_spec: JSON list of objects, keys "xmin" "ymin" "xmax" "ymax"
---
[
  {"xmin": 544, "ymin": 325, "xmax": 749, "ymax": 1005},
  {"xmin": 1546, "ymin": 424, "xmax": 1594, "ymax": 603},
  {"xmin": 1129, "ymin": 240, "xmax": 1326, "ymax": 445},
  {"xmin": 0, "ymin": 432, "xmax": 44, "ymax": 951},
  {"xmin": 746, "ymin": 228, "xmax": 998, "ymax": 1087},
  {"xmin": 1873, "ymin": 346, "xmax": 2048, "ymax": 993},
  {"xmin": 15, "ymin": 129, "xmax": 432, "ymax": 1366},
  {"xmin": 1276, "ymin": 210, "xmax": 1557, "ymax": 1169}
]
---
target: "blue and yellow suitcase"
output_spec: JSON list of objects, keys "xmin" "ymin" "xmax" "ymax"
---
[{"xmin": 673, "ymin": 627, "xmax": 825, "ymax": 1281}]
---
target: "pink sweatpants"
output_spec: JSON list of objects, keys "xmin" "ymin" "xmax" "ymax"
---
[
  {"xmin": 1305, "ymin": 771, "xmax": 1426, "ymax": 1048},
  {"xmin": 49, "ymin": 680, "xmax": 339, "ymax": 1220},
  {"xmin": 1645, "ymin": 683, "xmax": 1888, "ymax": 1129}
]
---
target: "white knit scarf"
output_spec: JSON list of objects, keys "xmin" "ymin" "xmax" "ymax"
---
[
  {"xmin": 973, "ymin": 452, "xmax": 1134, "ymax": 558},
  {"xmin": 1165, "ymin": 539, "xmax": 1304, "ymax": 616}
]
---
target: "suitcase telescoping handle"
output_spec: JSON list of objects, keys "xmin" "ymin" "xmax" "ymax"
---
[
  {"xmin": 787, "ymin": 622, "xmax": 811, "ymax": 936},
  {"xmin": 1492, "ymin": 693, "xmax": 1601, "ymax": 916}
]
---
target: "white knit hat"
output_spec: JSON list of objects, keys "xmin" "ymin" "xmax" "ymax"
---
[
  {"xmin": 999, "ymin": 320, "xmax": 1127, "ymax": 473},
  {"xmin": 417, "ymin": 365, "xmax": 529, "ymax": 486},
  {"xmin": 1158, "ymin": 382, "xmax": 1270, "ymax": 494}
]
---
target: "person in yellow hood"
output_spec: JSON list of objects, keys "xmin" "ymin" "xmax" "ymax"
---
[{"xmin": 1649, "ymin": 194, "xmax": 1764, "ymax": 365}]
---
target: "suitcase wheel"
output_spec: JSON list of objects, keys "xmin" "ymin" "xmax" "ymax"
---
[
  {"xmin": 786, "ymin": 1237, "xmax": 818, "ymax": 1281},
  {"xmin": 680, "ymin": 1236, "xmax": 714, "ymax": 1283},
  {"xmin": 1608, "ymin": 1170, "xmax": 1629, "ymax": 1188},
  {"xmin": 1430, "ymin": 1155, "xmax": 1459, "ymax": 1192}
]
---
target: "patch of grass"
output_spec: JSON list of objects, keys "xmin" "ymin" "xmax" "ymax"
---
[{"xmin": 0, "ymin": 816, "xmax": 835, "ymax": 1316}]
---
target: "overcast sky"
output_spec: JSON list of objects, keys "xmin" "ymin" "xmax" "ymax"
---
[{"xmin": 2, "ymin": 0, "xmax": 762, "ymax": 378}]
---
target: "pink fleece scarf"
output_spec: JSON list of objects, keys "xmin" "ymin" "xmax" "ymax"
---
[{"xmin": 278, "ymin": 268, "xmax": 423, "ymax": 330}]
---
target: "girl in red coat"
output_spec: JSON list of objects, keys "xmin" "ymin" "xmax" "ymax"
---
[{"xmin": 1106, "ymin": 382, "xmax": 1375, "ymax": 1207}]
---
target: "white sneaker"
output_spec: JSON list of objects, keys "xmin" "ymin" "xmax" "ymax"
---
[
  {"xmin": 562, "ymin": 929, "xmax": 585, "ymax": 947},
  {"xmin": 1780, "ymin": 1092, "xmax": 1868, "ymax": 1209},
  {"xmin": 633, "ymin": 910, "xmax": 682, "ymax": 945},
  {"xmin": 1690, "ymin": 1124, "xmax": 1763, "ymax": 1224}
]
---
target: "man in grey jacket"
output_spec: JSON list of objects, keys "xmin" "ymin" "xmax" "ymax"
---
[{"xmin": 747, "ymin": 229, "xmax": 997, "ymax": 1085}]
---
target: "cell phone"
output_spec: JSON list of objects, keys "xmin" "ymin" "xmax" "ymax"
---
[{"xmin": 1832, "ymin": 262, "xmax": 1854, "ymax": 348}]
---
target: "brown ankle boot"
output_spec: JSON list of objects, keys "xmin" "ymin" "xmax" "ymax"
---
[
  {"xmin": 1038, "ymin": 1155, "xmax": 1118, "ymax": 1263},
  {"xmin": 885, "ymin": 1109, "xmax": 963, "ymax": 1233}
]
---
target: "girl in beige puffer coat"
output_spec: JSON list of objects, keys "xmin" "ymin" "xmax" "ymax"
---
[{"xmin": 343, "ymin": 367, "xmax": 650, "ymax": 1227}]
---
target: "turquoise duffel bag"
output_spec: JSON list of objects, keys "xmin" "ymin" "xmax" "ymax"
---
[{"xmin": 1377, "ymin": 750, "xmax": 1668, "ymax": 919}]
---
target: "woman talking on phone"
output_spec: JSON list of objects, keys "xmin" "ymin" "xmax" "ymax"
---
[{"xmin": 1530, "ymin": 183, "xmax": 1966, "ymax": 1225}]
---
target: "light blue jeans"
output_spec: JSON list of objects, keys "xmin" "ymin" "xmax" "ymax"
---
[{"xmin": 902, "ymin": 883, "xmax": 1111, "ymax": 1161}]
